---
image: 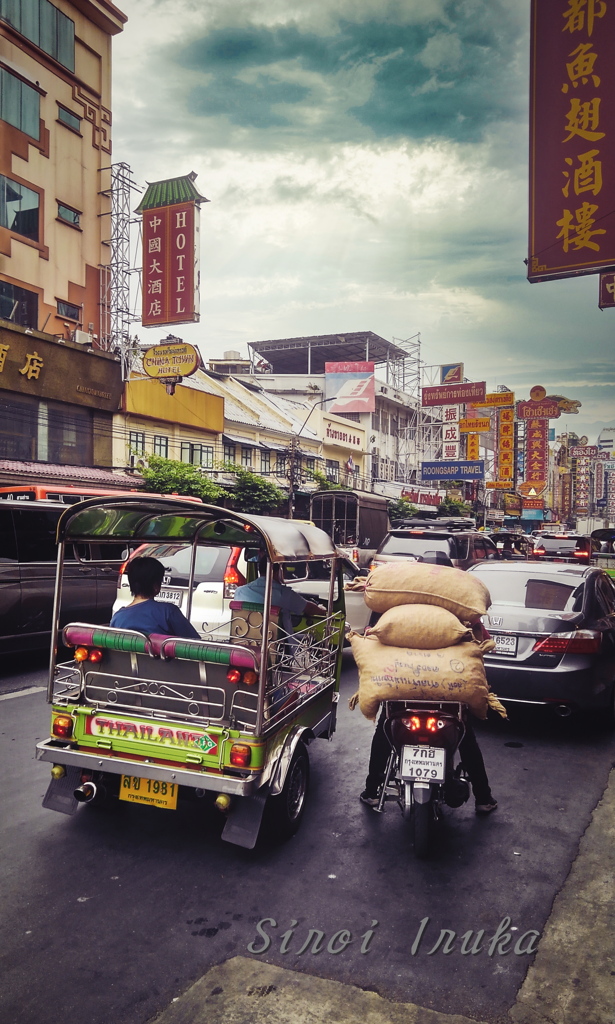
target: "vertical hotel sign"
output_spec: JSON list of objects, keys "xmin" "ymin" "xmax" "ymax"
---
[
  {"xmin": 137, "ymin": 174, "xmax": 208, "ymax": 328},
  {"xmin": 529, "ymin": 0, "xmax": 615, "ymax": 281}
]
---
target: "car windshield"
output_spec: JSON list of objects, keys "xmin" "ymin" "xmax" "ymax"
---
[
  {"xmin": 473, "ymin": 569, "xmax": 584, "ymax": 611},
  {"xmin": 379, "ymin": 535, "xmax": 455, "ymax": 557},
  {"xmin": 133, "ymin": 544, "xmax": 232, "ymax": 583}
]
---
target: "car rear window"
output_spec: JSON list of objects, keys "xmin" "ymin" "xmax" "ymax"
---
[
  {"xmin": 133, "ymin": 544, "xmax": 232, "ymax": 583},
  {"xmin": 379, "ymin": 535, "xmax": 455, "ymax": 558},
  {"xmin": 540, "ymin": 538, "xmax": 586, "ymax": 553},
  {"xmin": 473, "ymin": 570, "xmax": 584, "ymax": 611}
]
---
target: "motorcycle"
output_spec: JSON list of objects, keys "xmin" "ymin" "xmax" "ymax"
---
[{"xmin": 374, "ymin": 698, "xmax": 471, "ymax": 858}]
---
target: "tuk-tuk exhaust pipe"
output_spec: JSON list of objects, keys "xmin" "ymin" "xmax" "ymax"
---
[{"xmin": 74, "ymin": 782, "xmax": 98, "ymax": 803}]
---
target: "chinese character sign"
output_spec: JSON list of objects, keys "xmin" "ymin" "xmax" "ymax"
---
[
  {"xmin": 142, "ymin": 202, "xmax": 200, "ymax": 327},
  {"xmin": 599, "ymin": 270, "xmax": 615, "ymax": 307},
  {"xmin": 497, "ymin": 408, "xmax": 515, "ymax": 481},
  {"xmin": 529, "ymin": 0, "xmax": 615, "ymax": 281},
  {"xmin": 524, "ymin": 418, "xmax": 549, "ymax": 492},
  {"xmin": 574, "ymin": 454, "xmax": 591, "ymax": 513}
]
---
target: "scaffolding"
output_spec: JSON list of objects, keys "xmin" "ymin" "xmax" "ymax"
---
[
  {"xmin": 99, "ymin": 162, "xmax": 142, "ymax": 379},
  {"xmin": 390, "ymin": 334, "xmax": 442, "ymax": 482}
]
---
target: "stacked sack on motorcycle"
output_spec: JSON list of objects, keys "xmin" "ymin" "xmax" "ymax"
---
[{"xmin": 348, "ymin": 562, "xmax": 507, "ymax": 720}]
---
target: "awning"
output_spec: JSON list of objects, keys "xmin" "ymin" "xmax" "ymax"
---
[{"xmin": 222, "ymin": 433, "xmax": 263, "ymax": 449}]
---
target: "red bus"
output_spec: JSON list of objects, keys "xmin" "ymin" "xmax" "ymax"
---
[{"xmin": 0, "ymin": 485, "xmax": 202, "ymax": 504}]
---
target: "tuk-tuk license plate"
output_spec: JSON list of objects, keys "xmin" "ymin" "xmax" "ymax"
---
[
  {"xmin": 119, "ymin": 775, "xmax": 178, "ymax": 810},
  {"xmin": 494, "ymin": 634, "xmax": 518, "ymax": 656},
  {"xmin": 401, "ymin": 745, "xmax": 446, "ymax": 783}
]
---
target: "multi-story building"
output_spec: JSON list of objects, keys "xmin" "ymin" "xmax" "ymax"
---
[{"xmin": 0, "ymin": 0, "xmax": 128, "ymax": 488}]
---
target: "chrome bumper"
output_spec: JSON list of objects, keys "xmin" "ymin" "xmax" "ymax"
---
[{"xmin": 35, "ymin": 739, "xmax": 259, "ymax": 796}]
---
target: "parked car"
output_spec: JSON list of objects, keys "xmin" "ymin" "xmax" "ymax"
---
[
  {"xmin": 370, "ymin": 527, "xmax": 499, "ymax": 571},
  {"xmin": 0, "ymin": 499, "xmax": 123, "ymax": 653},
  {"xmin": 533, "ymin": 533, "xmax": 598, "ymax": 563},
  {"xmin": 468, "ymin": 561, "xmax": 615, "ymax": 722}
]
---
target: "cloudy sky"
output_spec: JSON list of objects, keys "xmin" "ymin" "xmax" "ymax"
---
[{"xmin": 111, "ymin": 0, "xmax": 614, "ymax": 440}]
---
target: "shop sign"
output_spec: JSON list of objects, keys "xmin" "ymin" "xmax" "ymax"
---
[
  {"xmin": 599, "ymin": 271, "xmax": 615, "ymax": 308},
  {"xmin": 421, "ymin": 461, "xmax": 484, "ymax": 480},
  {"xmin": 472, "ymin": 392, "xmax": 515, "ymax": 408},
  {"xmin": 421, "ymin": 381, "xmax": 486, "ymax": 407},
  {"xmin": 466, "ymin": 434, "xmax": 480, "ymax": 461},
  {"xmin": 528, "ymin": 0, "xmax": 615, "ymax": 281},
  {"xmin": 460, "ymin": 418, "xmax": 491, "ymax": 432},
  {"xmin": 142, "ymin": 342, "xmax": 199, "ymax": 379}
]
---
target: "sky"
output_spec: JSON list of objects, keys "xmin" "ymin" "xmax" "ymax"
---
[{"xmin": 111, "ymin": 0, "xmax": 614, "ymax": 442}]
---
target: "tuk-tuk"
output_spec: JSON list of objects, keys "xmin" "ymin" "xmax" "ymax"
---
[
  {"xmin": 591, "ymin": 528, "xmax": 615, "ymax": 579},
  {"xmin": 36, "ymin": 497, "xmax": 345, "ymax": 849}
]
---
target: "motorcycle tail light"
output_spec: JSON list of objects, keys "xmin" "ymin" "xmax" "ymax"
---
[
  {"xmin": 533, "ymin": 630, "xmax": 601, "ymax": 655},
  {"xmin": 230, "ymin": 743, "xmax": 251, "ymax": 767},
  {"xmin": 426, "ymin": 717, "xmax": 438, "ymax": 732},
  {"xmin": 226, "ymin": 668, "xmax": 242, "ymax": 684},
  {"xmin": 52, "ymin": 715, "xmax": 73, "ymax": 739},
  {"xmin": 401, "ymin": 715, "xmax": 422, "ymax": 731},
  {"xmin": 74, "ymin": 647, "xmax": 89, "ymax": 662}
]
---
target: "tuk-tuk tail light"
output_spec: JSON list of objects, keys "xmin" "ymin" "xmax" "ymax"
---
[
  {"xmin": 52, "ymin": 715, "xmax": 74, "ymax": 739},
  {"xmin": 73, "ymin": 646, "xmax": 102, "ymax": 663},
  {"xmin": 227, "ymin": 669, "xmax": 242, "ymax": 684},
  {"xmin": 230, "ymin": 743, "xmax": 251, "ymax": 767}
]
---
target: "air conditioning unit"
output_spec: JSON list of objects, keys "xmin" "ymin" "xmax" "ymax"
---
[
  {"xmin": 128, "ymin": 455, "xmax": 145, "ymax": 471},
  {"xmin": 72, "ymin": 330, "xmax": 91, "ymax": 345},
  {"xmin": 371, "ymin": 447, "xmax": 380, "ymax": 456}
]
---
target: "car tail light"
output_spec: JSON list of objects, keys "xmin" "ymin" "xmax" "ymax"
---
[
  {"xmin": 224, "ymin": 546, "xmax": 246, "ymax": 599},
  {"xmin": 351, "ymin": 548, "xmax": 359, "ymax": 563},
  {"xmin": 533, "ymin": 630, "xmax": 602, "ymax": 655},
  {"xmin": 574, "ymin": 549, "xmax": 589, "ymax": 559},
  {"xmin": 52, "ymin": 715, "xmax": 73, "ymax": 739},
  {"xmin": 230, "ymin": 743, "xmax": 251, "ymax": 767},
  {"xmin": 534, "ymin": 547, "xmax": 546, "ymax": 556}
]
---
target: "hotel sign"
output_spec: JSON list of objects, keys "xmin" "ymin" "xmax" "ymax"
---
[{"xmin": 142, "ymin": 202, "xmax": 200, "ymax": 327}]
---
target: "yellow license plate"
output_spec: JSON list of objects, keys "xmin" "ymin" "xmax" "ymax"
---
[{"xmin": 119, "ymin": 775, "xmax": 178, "ymax": 810}]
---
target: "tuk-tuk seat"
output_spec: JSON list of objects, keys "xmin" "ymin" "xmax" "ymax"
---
[
  {"xmin": 150, "ymin": 634, "xmax": 259, "ymax": 670},
  {"xmin": 62, "ymin": 623, "xmax": 150, "ymax": 655}
]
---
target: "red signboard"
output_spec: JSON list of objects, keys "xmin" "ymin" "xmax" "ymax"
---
[
  {"xmin": 523, "ymin": 417, "xmax": 549, "ymax": 494},
  {"xmin": 421, "ymin": 381, "xmax": 486, "ymax": 407},
  {"xmin": 599, "ymin": 271, "xmax": 615, "ymax": 308},
  {"xmin": 529, "ymin": 0, "xmax": 615, "ymax": 281},
  {"xmin": 142, "ymin": 202, "xmax": 200, "ymax": 327},
  {"xmin": 523, "ymin": 497, "xmax": 545, "ymax": 510}
]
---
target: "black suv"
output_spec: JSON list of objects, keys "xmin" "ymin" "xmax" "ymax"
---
[{"xmin": 370, "ymin": 526, "xmax": 499, "ymax": 571}]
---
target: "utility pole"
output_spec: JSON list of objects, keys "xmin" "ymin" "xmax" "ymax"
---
[{"xmin": 287, "ymin": 435, "xmax": 299, "ymax": 519}]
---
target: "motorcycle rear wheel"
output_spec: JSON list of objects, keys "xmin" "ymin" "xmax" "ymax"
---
[{"xmin": 412, "ymin": 797, "xmax": 434, "ymax": 859}]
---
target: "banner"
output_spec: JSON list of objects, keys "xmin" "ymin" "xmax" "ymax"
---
[
  {"xmin": 324, "ymin": 362, "xmax": 375, "ymax": 413},
  {"xmin": 529, "ymin": 0, "xmax": 615, "ymax": 281}
]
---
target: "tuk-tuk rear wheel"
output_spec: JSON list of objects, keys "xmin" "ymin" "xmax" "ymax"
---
[{"xmin": 266, "ymin": 742, "xmax": 310, "ymax": 840}]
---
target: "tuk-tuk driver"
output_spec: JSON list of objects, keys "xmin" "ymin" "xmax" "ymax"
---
[{"xmin": 234, "ymin": 554, "xmax": 326, "ymax": 637}]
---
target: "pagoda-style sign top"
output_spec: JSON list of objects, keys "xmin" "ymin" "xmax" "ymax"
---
[{"xmin": 135, "ymin": 171, "xmax": 209, "ymax": 213}]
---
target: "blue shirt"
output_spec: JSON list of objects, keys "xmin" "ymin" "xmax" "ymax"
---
[
  {"xmin": 110, "ymin": 599, "xmax": 200, "ymax": 639},
  {"xmin": 233, "ymin": 576, "xmax": 308, "ymax": 636}
]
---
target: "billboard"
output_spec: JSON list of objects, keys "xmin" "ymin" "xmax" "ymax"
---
[
  {"xmin": 529, "ymin": 0, "xmax": 615, "ymax": 282},
  {"xmin": 324, "ymin": 362, "xmax": 375, "ymax": 414},
  {"xmin": 142, "ymin": 202, "xmax": 200, "ymax": 327}
]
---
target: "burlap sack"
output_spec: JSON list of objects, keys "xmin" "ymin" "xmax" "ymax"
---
[
  {"xmin": 364, "ymin": 561, "xmax": 490, "ymax": 621},
  {"xmin": 365, "ymin": 604, "xmax": 471, "ymax": 649},
  {"xmin": 349, "ymin": 633, "xmax": 496, "ymax": 720}
]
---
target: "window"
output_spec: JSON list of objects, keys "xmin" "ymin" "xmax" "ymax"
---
[
  {"xmin": 241, "ymin": 446, "xmax": 252, "ymax": 468},
  {"xmin": 0, "ymin": 0, "xmax": 75, "ymax": 72},
  {"xmin": 223, "ymin": 442, "xmax": 235, "ymax": 463},
  {"xmin": 0, "ymin": 280, "xmax": 37, "ymax": 328},
  {"xmin": 371, "ymin": 412, "xmax": 380, "ymax": 432},
  {"xmin": 57, "ymin": 105, "xmax": 80, "ymax": 132},
  {"xmin": 56, "ymin": 299, "xmax": 80, "ymax": 321},
  {"xmin": 305, "ymin": 457, "xmax": 315, "ymax": 474},
  {"xmin": 0, "ymin": 67, "xmax": 40, "ymax": 138},
  {"xmin": 181, "ymin": 441, "xmax": 213, "ymax": 468},
  {"xmin": 326, "ymin": 459, "xmax": 340, "ymax": 483},
  {"xmin": 260, "ymin": 450, "xmax": 271, "ymax": 475},
  {"xmin": 276, "ymin": 454, "xmax": 287, "ymax": 476},
  {"xmin": 57, "ymin": 202, "xmax": 80, "ymax": 227},
  {"xmin": 0, "ymin": 174, "xmax": 39, "ymax": 241},
  {"xmin": 153, "ymin": 435, "xmax": 168, "ymax": 458},
  {"xmin": 336, "ymin": 411, "xmax": 361, "ymax": 422},
  {"xmin": 129, "ymin": 431, "xmax": 145, "ymax": 455}
]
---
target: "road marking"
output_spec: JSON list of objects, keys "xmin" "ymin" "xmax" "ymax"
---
[{"xmin": 0, "ymin": 686, "xmax": 46, "ymax": 701}]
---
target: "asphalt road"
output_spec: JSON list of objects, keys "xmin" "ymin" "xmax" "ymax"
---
[{"xmin": 1, "ymin": 650, "xmax": 614, "ymax": 1024}]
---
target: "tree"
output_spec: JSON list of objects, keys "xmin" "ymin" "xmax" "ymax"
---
[
  {"xmin": 305, "ymin": 467, "xmax": 348, "ymax": 491},
  {"xmin": 224, "ymin": 465, "xmax": 286, "ymax": 515},
  {"xmin": 140, "ymin": 454, "xmax": 228, "ymax": 503},
  {"xmin": 437, "ymin": 495, "xmax": 472, "ymax": 517},
  {"xmin": 388, "ymin": 497, "xmax": 420, "ymax": 523}
]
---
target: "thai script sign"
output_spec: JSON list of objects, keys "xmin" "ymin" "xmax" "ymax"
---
[
  {"xmin": 517, "ymin": 385, "xmax": 562, "ymax": 420},
  {"xmin": 142, "ymin": 202, "xmax": 200, "ymax": 326},
  {"xmin": 529, "ymin": 0, "xmax": 615, "ymax": 281},
  {"xmin": 460, "ymin": 418, "xmax": 491, "ymax": 432},
  {"xmin": 324, "ymin": 362, "xmax": 375, "ymax": 413},
  {"xmin": 422, "ymin": 381, "xmax": 486, "ymax": 407},
  {"xmin": 472, "ymin": 392, "xmax": 515, "ymax": 408},
  {"xmin": 142, "ymin": 342, "xmax": 199, "ymax": 379},
  {"xmin": 421, "ymin": 461, "xmax": 485, "ymax": 480}
]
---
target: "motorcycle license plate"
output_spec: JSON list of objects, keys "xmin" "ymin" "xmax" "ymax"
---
[
  {"xmin": 401, "ymin": 745, "xmax": 446, "ymax": 783},
  {"xmin": 119, "ymin": 775, "xmax": 178, "ymax": 810},
  {"xmin": 494, "ymin": 634, "xmax": 517, "ymax": 656}
]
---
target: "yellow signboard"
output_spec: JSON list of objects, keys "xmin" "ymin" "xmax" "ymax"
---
[
  {"xmin": 486, "ymin": 481, "xmax": 513, "ymax": 489},
  {"xmin": 459, "ymin": 418, "xmax": 491, "ymax": 432},
  {"xmin": 466, "ymin": 434, "xmax": 480, "ymax": 460},
  {"xmin": 473, "ymin": 392, "xmax": 515, "ymax": 408},
  {"xmin": 142, "ymin": 343, "xmax": 199, "ymax": 379}
]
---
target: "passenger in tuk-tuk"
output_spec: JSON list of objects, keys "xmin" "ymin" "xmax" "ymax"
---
[
  {"xmin": 234, "ymin": 554, "xmax": 327, "ymax": 637},
  {"xmin": 110, "ymin": 556, "xmax": 200, "ymax": 639}
]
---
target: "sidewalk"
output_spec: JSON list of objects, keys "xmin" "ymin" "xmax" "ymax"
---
[{"xmin": 151, "ymin": 770, "xmax": 615, "ymax": 1024}]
